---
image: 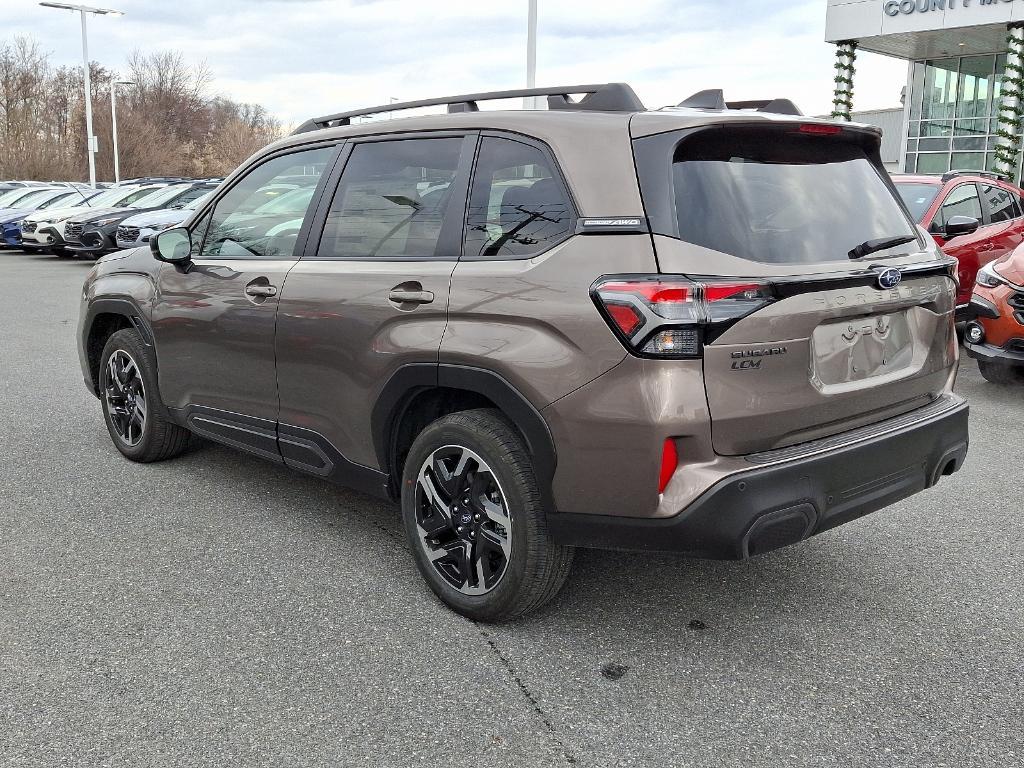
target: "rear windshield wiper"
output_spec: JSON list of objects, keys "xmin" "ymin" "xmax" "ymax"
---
[{"xmin": 848, "ymin": 234, "xmax": 916, "ymax": 260}]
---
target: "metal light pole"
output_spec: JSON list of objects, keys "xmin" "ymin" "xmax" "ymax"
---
[
  {"xmin": 525, "ymin": 0, "xmax": 537, "ymax": 109},
  {"xmin": 39, "ymin": 3, "xmax": 125, "ymax": 188},
  {"xmin": 111, "ymin": 79, "xmax": 134, "ymax": 183}
]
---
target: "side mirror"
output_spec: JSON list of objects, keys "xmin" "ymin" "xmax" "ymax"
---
[
  {"xmin": 941, "ymin": 215, "xmax": 980, "ymax": 240},
  {"xmin": 151, "ymin": 226, "xmax": 191, "ymax": 264}
]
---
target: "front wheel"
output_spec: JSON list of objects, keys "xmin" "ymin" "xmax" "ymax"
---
[
  {"xmin": 99, "ymin": 329, "xmax": 191, "ymax": 462},
  {"xmin": 978, "ymin": 359, "xmax": 1024, "ymax": 385},
  {"xmin": 401, "ymin": 409, "xmax": 573, "ymax": 622}
]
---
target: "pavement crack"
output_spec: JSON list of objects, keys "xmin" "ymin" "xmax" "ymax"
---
[{"xmin": 477, "ymin": 628, "xmax": 578, "ymax": 765}]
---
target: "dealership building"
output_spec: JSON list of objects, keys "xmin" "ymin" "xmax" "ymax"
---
[{"xmin": 826, "ymin": 0, "xmax": 1024, "ymax": 180}]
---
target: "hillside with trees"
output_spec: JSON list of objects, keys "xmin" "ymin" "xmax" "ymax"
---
[{"xmin": 0, "ymin": 36, "xmax": 281, "ymax": 182}]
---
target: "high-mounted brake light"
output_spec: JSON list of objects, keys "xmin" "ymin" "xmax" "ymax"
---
[
  {"xmin": 592, "ymin": 276, "xmax": 774, "ymax": 358},
  {"xmin": 798, "ymin": 123, "xmax": 843, "ymax": 136}
]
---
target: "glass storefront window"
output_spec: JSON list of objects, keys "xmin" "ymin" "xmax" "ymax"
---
[
  {"xmin": 916, "ymin": 153, "xmax": 951, "ymax": 175},
  {"xmin": 904, "ymin": 54, "xmax": 1020, "ymax": 183},
  {"xmin": 957, "ymin": 56, "xmax": 995, "ymax": 119},
  {"xmin": 922, "ymin": 58, "xmax": 958, "ymax": 121},
  {"xmin": 951, "ymin": 151, "xmax": 986, "ymax": 170},
  {"xmin": 909, "ymin": 62, "xmax": 925, "ymax": 122}
]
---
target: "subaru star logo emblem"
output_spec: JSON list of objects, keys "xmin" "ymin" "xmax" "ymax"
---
[{"xmin": 875, "ymin": 267, "xmax": 902, "ymax": 290}]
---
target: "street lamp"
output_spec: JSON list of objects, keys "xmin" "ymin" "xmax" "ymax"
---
[
  {"xmin": 39, "ymin": 3, "xmax": 125, "ymax": 188},
  {"xmin": 110, "ymin": 79, "xmax": 134, "ymax": 184}
]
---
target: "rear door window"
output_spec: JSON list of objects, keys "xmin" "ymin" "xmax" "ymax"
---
[
  {"xmin": 463, "ymin": 136, "xmax": 574, "ymax": 260},
  {"xmin": 980, "ymin": 183, "xmax": 1019, "ymax": 223},
  {"xmin": 638, "ymin": 128, "xmax": 920, "ymax": 264},
  {"xmin": 933, "ymin": 184, "xmax": 983, "ymax": 230},
  {"xmin": 317, "ymin": 137, "xmax": 464, "ymax": 259}
]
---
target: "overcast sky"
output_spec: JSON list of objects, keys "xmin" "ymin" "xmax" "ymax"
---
[{"xmin": 3, "ymin": 0, "xmax": 907, "ymax": 126}]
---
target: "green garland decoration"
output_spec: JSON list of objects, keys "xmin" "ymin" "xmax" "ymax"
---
[
  {"xmin": 830, "ymin": 42, "xmax": 857, "ymax": 121},
  {"xmin": 994, "ymin": 28, "xmax": 1024, "ymax": 177}
]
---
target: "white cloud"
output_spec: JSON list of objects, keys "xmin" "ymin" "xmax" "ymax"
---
[{"xmin": 5, "ymin": 0, "xmax": 907, "ymax": 124}]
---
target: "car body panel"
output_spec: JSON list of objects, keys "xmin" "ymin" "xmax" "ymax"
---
[{"xmin": 965, "ymin": 246, "xmax": 1024, "ymax": 362}]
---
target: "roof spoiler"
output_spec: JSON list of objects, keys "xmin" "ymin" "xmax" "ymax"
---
[
  {"xmin": 292, "ymin": 83, "xmax": 646, "ymax": 134},
  {"xmin": 676, "ymin": 89, "xmax": 803, "ymax": 116}
]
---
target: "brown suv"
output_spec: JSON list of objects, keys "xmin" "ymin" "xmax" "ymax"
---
[{"xmin": 78, "ymin": 84, "xmax": 969, "ymax": 621}]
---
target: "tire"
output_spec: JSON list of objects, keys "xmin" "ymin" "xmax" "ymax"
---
[
  {"xmin": 978, "ymin": 359, "xmax": 1024, "ymax": 385},
  {"xmin": 98, "ymin": 328, "xmax": 191, "ymax": 462},
  {"xmin": 401, "ymin": 408, "xmax": 573, "ymax": 622}
]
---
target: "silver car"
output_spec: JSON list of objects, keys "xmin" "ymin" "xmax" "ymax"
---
[{"xmin": 115, "ymin": 192, "xmax": 214, "ymax": 249}]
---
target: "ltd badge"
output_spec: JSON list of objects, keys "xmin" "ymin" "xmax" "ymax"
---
[{"xmin": 875, "ymin": 267, "xmax": 902, "ymax": 290}]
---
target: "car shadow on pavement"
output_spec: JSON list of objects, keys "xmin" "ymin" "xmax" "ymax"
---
[{"xmin": 178, "ymin": 435, "xmax": 914, "ymax": 639}]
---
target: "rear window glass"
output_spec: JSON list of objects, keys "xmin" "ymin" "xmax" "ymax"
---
[
  {"xmin": 895, "ymin": 183, "xmax": 940, "ymax": 222},
  {"xmin": 662, "ymin": 130, "xmax": 918, "ymax": 264}
]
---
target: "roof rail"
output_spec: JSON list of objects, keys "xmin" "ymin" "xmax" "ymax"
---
[
  {"xmin": 675, "ymin": 89, "xmax": 803, "ymax": 116},
  {"xmin": 291, "ymin": 83, "xmax": 645, "ymax": 134},
  {"xmin": 941, "ymin": 169, "xmax": 1010, "ymax": 182}
]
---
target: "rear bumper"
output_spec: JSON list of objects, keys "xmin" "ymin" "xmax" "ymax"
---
[{"xmin": 547, "ymin": 395, "xmax": 969, "ymax": 558}]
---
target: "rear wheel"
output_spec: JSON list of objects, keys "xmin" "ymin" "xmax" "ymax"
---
[
  {"xmin": 99, "ymin": 329, "xmax": 191, "ymax": 462},
  {"xmin": 401, "ymin": 409, "xmax": 573, "ymax": 622},
  {"xmin": 978, "ymin": 359, "xmax": 1024, "ymax": 385}
]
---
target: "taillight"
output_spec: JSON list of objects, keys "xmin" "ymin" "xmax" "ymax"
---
[{"xmin": 593, "ymin": 276, "xmax": 774, "ymax": 357}]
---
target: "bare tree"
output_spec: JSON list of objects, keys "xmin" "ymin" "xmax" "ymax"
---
[{"xmin": 0, "ymin": 37, "xmax": 282, "ymax": 182}]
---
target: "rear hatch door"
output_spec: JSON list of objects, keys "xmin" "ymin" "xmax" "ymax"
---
[{"xmin": 632, "ymin": 118, "xmax": 958, "ymax": 455}]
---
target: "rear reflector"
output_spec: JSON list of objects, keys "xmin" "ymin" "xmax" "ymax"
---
[{"xmin": 659, "ymin": 439, "xmax": 678, "ymax": 494}]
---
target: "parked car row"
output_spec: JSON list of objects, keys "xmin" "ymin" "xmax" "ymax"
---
[{"xmin": 0, "ymin": 178, "xmax": 223, "ymax": 259}]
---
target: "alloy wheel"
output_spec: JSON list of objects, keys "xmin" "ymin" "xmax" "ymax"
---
[
  {"xmin": 103, "ymin": 349, "xmax": 147, "ymax": 447},
  {"xmin": 414, "ymin": 445, "xmax": 512, "ymax": 596}
]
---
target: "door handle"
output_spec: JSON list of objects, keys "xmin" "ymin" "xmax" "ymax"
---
[
  {"xmin": 388, "ymin": 287, "xmax": 435, "ymax": 304},
  {"xmin": 245, "ymin": 284, "xmax": 278, "ymax": 297}
]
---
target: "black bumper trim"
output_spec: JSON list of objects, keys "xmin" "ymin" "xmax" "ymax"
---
[
  {"xmin": 965, "ymin": 340, "xmax": 1024, "ymax": 364},
  {"xmin": 547, "ymin": 397, "xmax": 969, "ymax": 559}
]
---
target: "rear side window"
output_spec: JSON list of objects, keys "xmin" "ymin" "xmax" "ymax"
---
[
  {"xmin": 463, "ymin": 136, "xmax": 573, "ymax": 259},
  {"xmin": 981, "ymin": 183, "xmax": 1019, "ymax": 223},
  {"xmin": 318, "ymin": 138, "xmax": 462, "ymax": 259},
  {"xmin": 638, "ymin": 128, "xmax": 919, "ymax": 264},
  {"xmin": 934, "ymin": 184, "xmax": 982, "ymax": 229}
]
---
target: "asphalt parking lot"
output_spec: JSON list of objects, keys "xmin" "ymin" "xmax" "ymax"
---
[{"xmin": 0, "ymin": 249, "xmax": 1021, "ymax": 767}]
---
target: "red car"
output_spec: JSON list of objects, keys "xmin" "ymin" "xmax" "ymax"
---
[{"xmin": 893, "ymin": 171, "xmax": 1024, "ymax": 319}]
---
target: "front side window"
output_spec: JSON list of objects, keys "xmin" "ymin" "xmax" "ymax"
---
[
  {"xmin": 981, "ymin": 183, "xmax": 1019, "ymax": 223},
  {"xmin": 317, "ymin": 138, "xmax": 462, "ymax": 259},
  {"xmin": 934, "ymin": 184, "xmax": 982, "ymax": 229},
  {"xmin": 464, "ymin": 137, "xmax": 573, "ymax": 259},
  {"xmin": 199, "ymin": 146, "xmax": 332, "ymax": 260}
]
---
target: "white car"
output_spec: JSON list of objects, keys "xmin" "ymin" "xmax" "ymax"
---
[
  {"xmin": 20, "ymin": 184, "xmax": 164, "ymax": 255},
  {"xmin": 115, "ymin": 191, "xmax": 213, "ymax": 249}
]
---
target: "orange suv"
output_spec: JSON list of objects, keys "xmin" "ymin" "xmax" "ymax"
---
[{"xmin": 965, "ymin": 245, "xmax": 1024, "ymax": 383}]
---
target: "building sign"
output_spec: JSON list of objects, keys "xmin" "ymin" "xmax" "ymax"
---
[{"xmin": 884, "ymin": 0, "xmax": 1013, "ymax": 17}]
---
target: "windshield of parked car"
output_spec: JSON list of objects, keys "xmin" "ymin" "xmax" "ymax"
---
[
  {"xmin": 0, "ymin": 188, "xmax": 44, "ymax": 207},
  {"xmin": 128, "ymin": 183, "xmax": 195, "ymax": 209},
  {"xmin": 124, "ymin": 186, "xmax": 173, "ymax": 208},
  {"xmin": 79, "ymin": 186, "xmax": 145, "ymax": 209},
  {"xmin": 650, "ymin": 129, "xmax": 920, "ymax": 264},
  {"xmin": 895, "ymin": 183, "xmax": 941, "ymax": 223},
  {"xmin": 183, "ymin": 191, "xmax": 213, "ymax": 210},
  {"xmin": 7, "ymin": 189, "xmax": 55, "ymax": 208}
]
